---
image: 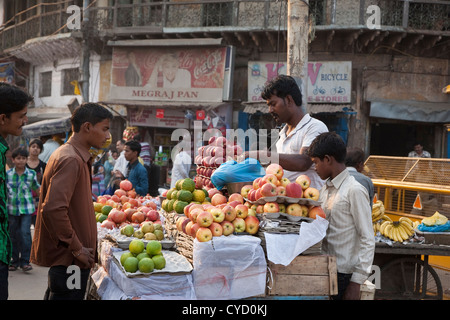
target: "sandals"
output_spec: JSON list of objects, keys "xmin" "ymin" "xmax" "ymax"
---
[
  {"xmin": 8, "ymin": 265, "xmax": 17, "ymax": 271},
  {"xmin": 22, "ymin": 264, "xmax": 33, "ymax": 271}
]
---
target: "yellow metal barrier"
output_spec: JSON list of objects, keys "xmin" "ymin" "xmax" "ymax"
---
[{"xmin": 365, "ymin": 156, "xmax": 450, "ymax": 272}]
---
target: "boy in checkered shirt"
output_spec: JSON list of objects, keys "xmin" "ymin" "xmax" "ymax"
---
[{"xmin": 6, "ymin": 147, "xmax": 40, "ymax": 272}]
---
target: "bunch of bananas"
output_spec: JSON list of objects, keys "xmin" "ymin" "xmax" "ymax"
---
[
  {"xmin": 379, "ymin": 217, "xmax": 415, "ymax": 242},
  {"xmin": 372, "ymin": 200, "xmax": 391, "ymax": 235},
  {"xmin": 372, "ymin": 200, "xmax": 386, "ymax": 221}
]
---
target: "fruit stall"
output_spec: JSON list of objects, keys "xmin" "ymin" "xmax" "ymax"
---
[
  {"xmin": 89, "ymin": 137, "xmax": 339, "ymax": 300},
  {"xmin": 365, "ymin": 156, "xmax": 450, "ymax": 299}
]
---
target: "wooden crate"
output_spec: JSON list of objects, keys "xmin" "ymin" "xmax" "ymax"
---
[{"xmin": 267, "ymin": 255, "xmax": 338, "ymax": 296}]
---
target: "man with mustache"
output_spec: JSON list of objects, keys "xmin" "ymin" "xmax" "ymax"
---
[
  {"xmin": 31, "ymin": 103, "xmax": 113, "ymax": 300},
  {"xmin": 247, "ymin": 75, "xmax": 328, "ymax": 189},
  {"xmin": 0, "ymin": 82, "xmax": 33, "ymax": 300}
]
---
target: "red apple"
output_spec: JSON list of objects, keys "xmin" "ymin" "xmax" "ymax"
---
[
  {"xmin": 228, "ymin": 193, "xmax": 244, "ymax": 204},
  {"xmin": 265, "ymin": 163, "xmax": 284, "ymax": 180},
  {"xmin": 240, "ymin": 185, "xmax": 253, "ymax": 199},
  {"xmin": 308, "ymin": 206, "xmax": 326, "ymax": 219},
  {"xmin": 220, "ymin": 220, "xmax": 235, "ymax": 236},
  {"xmin": 209, "ymin": 222, "xmax": 223, "ymax": 237},
  {"xmin": 190, "ymin": 223, "xmax": 201, "ymax": 238},
  {"xmin": 260, "ymin": 182, "xmax": 278, "ymax": 197},
  {"xmin": 285, "ymin": 182, "xmax": 303, "ymax": 198},
  {"xmin": 300, "ymin": 205, "xmax": 309, "ymax": 217},
  {"xmin": 296, "ymin": 174, "xmax": 311, "ymax": 190},
  {"xmin": 262, "ymin": 174, "xmax": 278, "ymax": 185},
  {"xmin": 263, "ymin": 202, "xmax": 279, "ymax": 213},
  {"xmin": 247, "ymin": 189, "xmax": 256, "ymax": 202},
  {"xmin": 244, "ymin": 216, "xmax": 260, "ymax": 234},
  {"xmin": 276, "ymin": 186, "xmax": 286, "ymax": 196},
  {"xmin": 252, "ymin": 178, "xmax": 262, "ymax": 190},
  {"xmin": 185, "ymin": 221, "xmax": 194, "ymax": 235},
  {"xmin": 207, "ymin": 188, "xmax": 221, "ymax": 199},
  {"xmin": 196, "ymin": 227, "xmax": 213, "ymax": 242},
  {"xmin": 280, "ymin": 177, "xmax": 290, "ymax": 187},
  {"xmin": 210, "ymin": 207, "xmax": 225, "ymax": 223},
  {"xmin": 181, "ymin": 218, "xmax": 191, "ymax": 234},
  {"xmin": 286, "ymin": 203, "xmax": 303, "ymax": 216},
  {"xmin": 190, "ymin": 208, "xmax": 204, "ymax": 223},
  {"xmin": 223, "ymin": 205, "xmax": 237, "ymax": 222},
  {"xmin": 248, "ymin": 208, "xmax": 256, "ymax": 216},
  {"xmin": 278, "ymin": 203, "xmax": 286, "ymax": 213},
  {"xmin": 254, "ymin": 188, "xmax": 263, "ymax": 200},
  {"xmin": 232, "ymin": 217, "xmax": 246, "ymax": 233},
  {"xmin": 256, "ymin": 205, "xmax": 264, "ymax": 214},
  {"xmin": 211, "ymin": 193, "xmax": 227, "ymax": 206},
  {"xmin": 196, "ymin": 211, "xmax": 214, "ymax": 227},
  {"xmin": 303, "ymin": 187, "xmax": 320, "ymax": 201},
  {"xmin": 227, "ymin": 200, "xmax": 241, "ymax": 208},
  {"xmin": 176, "ymin": 216, "xmax": 187, "ymax": 231},
  {"xmin": 235, "ymin": 204, "xmax": 249, "ymax": 219}
]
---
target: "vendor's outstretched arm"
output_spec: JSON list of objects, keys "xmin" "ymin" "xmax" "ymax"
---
[{"xmin": 244, "ymin": 147, "xmax": 312, "ymax": 172}]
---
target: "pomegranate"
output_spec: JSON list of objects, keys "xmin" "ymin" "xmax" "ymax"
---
[{"xmin": 120, "ymin": 179, "xmax": 133, "ymax": 191}]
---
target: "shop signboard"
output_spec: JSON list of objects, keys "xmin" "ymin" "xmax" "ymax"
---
[
  {"xmin": 110, "ymin": 46, "xmax": 233, "ymax": 102},
  {"xmin": 248, "ymin": 61, "xmax": 352, "ymax": 104},
  {"xmin": 0, "ymin": 62, "xmax": 14, "ymax": 83},
  {"xmin": 128, "ymin": 107, "xmax": 190, "ymax": 129}
]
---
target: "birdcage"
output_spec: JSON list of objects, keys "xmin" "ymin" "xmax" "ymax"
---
[{"xmin": 364, "ymin": 156, "xmax": 450, "ymax": 221}]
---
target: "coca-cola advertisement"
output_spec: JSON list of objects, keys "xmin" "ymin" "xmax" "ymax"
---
[{"xmin": 110, "ymin": 46, "xmax": 233, "ymax": 102}]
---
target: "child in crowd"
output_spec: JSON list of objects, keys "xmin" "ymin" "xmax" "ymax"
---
[{"xmin": 6, "ymin": 147, "xmax": 40, "ymax": 272}]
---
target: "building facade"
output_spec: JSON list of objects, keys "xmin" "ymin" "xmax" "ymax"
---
[{"xmin": 0, "ymin": 0, "xmax": 449, "ymax": 165}]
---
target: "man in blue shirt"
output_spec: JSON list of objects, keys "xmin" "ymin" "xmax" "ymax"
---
[{"xmin": 123, "ymin": 140, "xmax": 148, "ymax": 196}]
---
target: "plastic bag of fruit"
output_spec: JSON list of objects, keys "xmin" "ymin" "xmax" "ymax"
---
[{"xmin": 210, "ymin": 158, "xmax": 265, "ymax": 190}]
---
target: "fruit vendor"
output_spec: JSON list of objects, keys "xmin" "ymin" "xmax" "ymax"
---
[
  {"xmin": 0, "ymin": 83, "xmax": 33, "ymax": 300},
  {"xmin": 309, "ymin": 132, "xmax": 375, "ymax": 300},
  {"xmin": 245, "ymin": 75, "xmax": 328, "ymax": 190},
  {"xmin": 31, "ymin": 103, "xmax": 113, "ymax": 300}
]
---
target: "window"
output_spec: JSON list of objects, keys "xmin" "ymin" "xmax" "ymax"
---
[
  {"xmin": 39, "ymin": 72, "xmax": 52, "ymax": 97},
  {"xmin": 61, "ymin": 68, "xmax": 79, "ymax": 95}
]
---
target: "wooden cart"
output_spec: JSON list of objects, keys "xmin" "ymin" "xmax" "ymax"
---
[{"xmin": 374, "ymin": 242, "xmax": 450, "ymax": 300}]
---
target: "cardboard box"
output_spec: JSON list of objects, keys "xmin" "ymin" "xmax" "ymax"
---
[{"xmin": 267, "ymin": 255, "xmax": 338, "ymax": 296}]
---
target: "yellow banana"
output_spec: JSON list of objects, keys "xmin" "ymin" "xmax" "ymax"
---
[
  {"xmin": 399, "ymin": 217, "xmax": 414, "ymax": 227},
  {"xmin": 397, "ymin": 224, "xmax": 409, "ymax": 241},
  {"xmin": 380, "ymin": 221, "xmax": 390, "ymax": 235},
  {"xmin": 383, "ymin": 224, "xmax": 393, "ymax": 239},
  {"xmin": 400, "ymin": 221, "xmax": 414, "ymax": 236},
  {"xmin": 381, "ymin": 215, "xmax": 393, "ymax": 222},
  {"xmin": 393, "ymin": 226, "xmax": 401, "ymax": 242}
]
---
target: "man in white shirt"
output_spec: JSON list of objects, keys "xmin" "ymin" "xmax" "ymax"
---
[
  {"xmin": 309, "ymin": 132, "xmax": 375, "ymax": 300},
  {"xmin": 245, "ymin": 75, "xmax": 328, "ymax": 189},
  {"xmin": 38, "ymin": 135, "xmax": 61, "ymax": 163},
  {"xmin": 113, "ymin": 139, "xmax": 128, "ymax": 177}
]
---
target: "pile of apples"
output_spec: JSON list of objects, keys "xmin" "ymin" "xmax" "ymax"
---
[
  {"xmin": 175, "ymin": 190, "xmax": 260, "ymax": 242},
  {"xmin": 240, "ymin": 163, "xmax": 325, "ymax": 219},
  {"xmin": 97, "ymin": 179, "xmax": 162, "ymax": 230},
  {"xmin": 193, "ymin": 136, "xmax": 243, "ymax": 189}
]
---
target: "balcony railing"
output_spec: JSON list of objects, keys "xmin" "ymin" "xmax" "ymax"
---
[{"xmin": 0, "ymin": 0, "xmax": 448, "ymax": 51}]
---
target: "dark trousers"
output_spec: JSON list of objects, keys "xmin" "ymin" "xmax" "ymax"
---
[
  {"xmin": 0, "ymin": 262, "xmax": 8, "ymax": 300},
  {"xmin": 44, "ymin": 265, "xmax": 90, "ymax": 300},
  {"xmin": 331, "ymin": 272, "xmax": 352, "ymax": 300}
]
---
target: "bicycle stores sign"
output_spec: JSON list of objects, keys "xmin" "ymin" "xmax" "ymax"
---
[{"xmin": 248, "ymin": 61, "xmax": 352, "ymax": 104}]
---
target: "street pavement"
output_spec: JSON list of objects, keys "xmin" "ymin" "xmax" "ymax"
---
[{"xmin": 7, "ymin": 262, "xmax": 49, "ymax": 300}]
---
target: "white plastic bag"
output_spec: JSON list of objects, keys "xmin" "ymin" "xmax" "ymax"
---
[{"xmin": 192, "ymin": 235, "xmax": 267, "ymax": 300}]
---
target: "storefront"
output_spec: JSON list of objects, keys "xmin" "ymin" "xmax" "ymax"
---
[{"xmin": 102, "ymin": 40, "xmax": 236, "ymax": 186}]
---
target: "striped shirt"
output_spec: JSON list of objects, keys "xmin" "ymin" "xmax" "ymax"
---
[
  {"xmin": 320, "ymin": 169, "xmax": 375, "ymax": 285},
  {"xmin": 6, "ymin": 167, "xmax": 40, "ymax": 216},
  {"xmin": 0, "ymin": 136, "xmax": 11, "ymax": 265}
]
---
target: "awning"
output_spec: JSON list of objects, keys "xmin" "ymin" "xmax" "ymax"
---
[
  {"xmin": 369, "ymin": 99, "xmax": 450, "ymax": 123},
  {"xmin": 22, "ymin": 117, "xmax": 71, "ymax": 139}
]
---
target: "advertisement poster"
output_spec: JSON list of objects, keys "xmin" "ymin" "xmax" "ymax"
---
[
  {"xmin": 248, "ymin": 61, "xmax": 352, "ymax": 104},
  {"xmin": 110, "ymin": 47, "xmax": 230, "ymax": 102},
  {"xmin": 0, "ymin": 62, "xmax": 15, "ymax": 83}
]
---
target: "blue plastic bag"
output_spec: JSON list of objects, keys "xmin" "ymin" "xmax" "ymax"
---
[
  {"xmin": 210, "ymin": 158, "xmax": 265, "ymax": 190},
  {"xmin": 417, "ymin": 221, "xmax": 450, "ymax": 233}
]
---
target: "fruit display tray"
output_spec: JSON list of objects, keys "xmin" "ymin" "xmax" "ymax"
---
[
  {"xmin": 246, "ymin": 196, "xmax": 321, "ymax": 206},
  {"xmin": 107, "ymin": 229, "xmax": 175, "ymax": 250},
  {"xmin": 112, "ymin": 250, "xmax": 193, "ymax": 278}
]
